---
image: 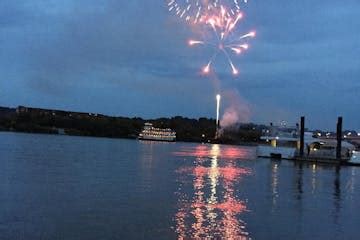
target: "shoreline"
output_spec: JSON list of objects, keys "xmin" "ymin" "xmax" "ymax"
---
[{"xmin": 0, "ymin": 130, "xmax": 259, "ymax": 147}]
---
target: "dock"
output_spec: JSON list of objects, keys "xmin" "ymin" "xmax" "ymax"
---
[
  {"xmin": 258, "ymin": 116, "xmax": 360, "ymax": 167},
  {"xmin": 295, "ymin": 117, "xmax": 359, "ymax": 166},
  {"xmin": 259, "ymin": 154, "xmax": 360, "ymax": 166}
]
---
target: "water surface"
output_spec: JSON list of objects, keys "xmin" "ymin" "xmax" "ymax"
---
[{"xmin": 0, "ymin": 132, "xmax": 359, "ymax": 239}]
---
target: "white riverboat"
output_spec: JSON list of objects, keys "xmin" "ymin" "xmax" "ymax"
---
[{"xmin": 138, "ymin": 123, "xmax": 176, "ymax": 142}]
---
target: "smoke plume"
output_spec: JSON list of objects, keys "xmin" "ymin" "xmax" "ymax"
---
[{"xmin": 220, "ymin": 90, "xmax": 251, "ymax": 128}]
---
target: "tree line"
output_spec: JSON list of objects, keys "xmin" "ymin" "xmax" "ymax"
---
[{"xmin": 0, "ymin": 106, "xmax": 263, "ymax": 144}]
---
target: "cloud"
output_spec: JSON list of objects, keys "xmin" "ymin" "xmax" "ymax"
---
[{"xmin": 0, "ymin": 0, "xmax": 359, "ymax": 129}]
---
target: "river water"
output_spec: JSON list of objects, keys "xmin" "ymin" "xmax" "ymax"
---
[{"xmin": 0, "ymin": 132, "xmax": 359, "ymax": 239}]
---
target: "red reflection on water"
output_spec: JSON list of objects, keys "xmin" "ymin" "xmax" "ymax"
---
[
  {"xmin": 191, "ymin": 199, "xmax": 247, "ymax": 214},
  {"xmin": 194, "ymin": 166, "xmax": 208, "ymax": 178},
  {"xmin": 223, "ymin": 146, "xmax": 249, "ymax": 159},
  {"xmin": 177, "ymin": 166, "xmax": 251, "ymax": 182},
  {"xmin": 215, "ymin": 199, "xmax": 247, "ymax": 213},
  {"xmin": 174, "ymin": 144, "xmax": 252, "ymax": 239},
  {"xmin": 173, "ymin": 144, "xmax": 255, "ymax": 160},
  {"xmin": 221, "ymin": 166, "xmax": 250, "ymax": 182}
]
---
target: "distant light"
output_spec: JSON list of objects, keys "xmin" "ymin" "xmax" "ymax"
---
[
  {"xmin": 347, "ymin": 132, "xmax": 351, "ymax": 136},
  {"xmin": 216, "ymin": 94, "xmax": 221, "ymax": 101},
  {"xmin": 358, "ymin": 133, "xmax": 360, "ymax": 136}
]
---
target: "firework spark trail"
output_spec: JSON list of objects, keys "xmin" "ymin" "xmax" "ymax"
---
[
  {"xmin": 188, "ymin": 6, "xmax": 255, "ymax": 75},
  {"xmin": 168, "ymin": 0, "xmax": 249, "ymax": 23}
]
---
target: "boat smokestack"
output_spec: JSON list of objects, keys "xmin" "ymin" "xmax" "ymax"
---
[
  {"xmin": 336, "ymin": 117, "xmax": 343, "ymax": 160},
  {"xmin": 299, "ymin": 116, "xmax": 305, "ymax": 157}
]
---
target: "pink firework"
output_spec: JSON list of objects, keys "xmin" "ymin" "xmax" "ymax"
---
[
  {"xmin": 188, "ymin": 6, "xmax": 255, "ymax": 75},
  {"xmin": 167, "ymin": 0, "xmax": 249, "ymax": 23}
]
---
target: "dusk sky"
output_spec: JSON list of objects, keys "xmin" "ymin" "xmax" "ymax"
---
[{"xmin": 1, "ymin": 0, "xmax": 359, "ymax": 130}]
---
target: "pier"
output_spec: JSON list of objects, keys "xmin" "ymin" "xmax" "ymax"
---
[
  {"xmin": 259, "ymin": 116, "xmax": 360, "ymax": 167},
  {"xmin": 294, "ymin": 116, "xmax": 359, "ymax": 166}
]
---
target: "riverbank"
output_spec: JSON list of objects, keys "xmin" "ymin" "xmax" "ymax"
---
[{"xmin": 0, "ymin": 105, "xmax": 263, "ymax": 145}]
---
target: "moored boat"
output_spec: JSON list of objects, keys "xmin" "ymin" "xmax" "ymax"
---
[
  {"xmin": 138, "ymin": 123, "xmax": 176, "ymax": 142},
  {"xmin": 257, "ymin": 125, "xmax": 299, "ymax": 159},
  {"xmin": 257, "ymin": 124, "xmax": 356, "ymax": 164}
]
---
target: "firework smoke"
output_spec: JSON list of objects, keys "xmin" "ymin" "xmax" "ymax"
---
[{"xmin": 220, "ymin": 90, "xmax": 251, "ymax": 128}]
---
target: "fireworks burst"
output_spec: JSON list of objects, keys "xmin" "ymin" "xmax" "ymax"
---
[
  {"xmin": 188, "ymin": 6, "xmax": 255, "ymax": 75},
  {"xmin": 167, "ymin": 0, "xmax": 249, "ymax": 23}
]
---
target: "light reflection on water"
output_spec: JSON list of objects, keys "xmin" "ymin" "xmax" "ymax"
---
[
  {"xmin": 173, "ymin": 144, "xmax": 255, "ymax": 239},
  {"xmin": 271, "ymin": 162, "xmax": 279, "ymax": 210},
  {"xmin": 1, "ymin": 133, "xmax": 359, "ymax": 239}
]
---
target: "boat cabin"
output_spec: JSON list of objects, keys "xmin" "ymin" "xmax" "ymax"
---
[{"xmin": 306, "ymin": 140, "xmax": 355, "ymax": 160}]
